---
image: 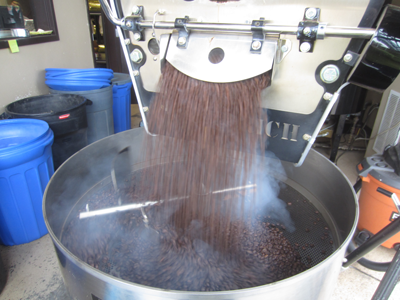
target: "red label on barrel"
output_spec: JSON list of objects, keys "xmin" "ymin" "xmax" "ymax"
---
[{"xmin": 59, "ymin": 114, "xmax": 70, "ymax": 120}]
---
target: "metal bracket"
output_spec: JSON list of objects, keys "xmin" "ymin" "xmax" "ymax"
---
[
  {"xmin": 175, "ymin": 16, "xmax": 190, "ymax": 48},
  {"xmin": 297, "ymin": 21, "xmax": 319, "ymax": 53},
  {"xmin": 250, "ymin": 18, "xmax": 265, "ymax": 53},
  {"xmin": 297, "ymin": 7, "xmax": 321, "ymax": 53},
  {"xmin": 342, "ymin": 50, "xmax": 360, "ymax": 67},
  {"xmin": 124, "ymin": 14, "xmax": 144, "ymax": 41}
]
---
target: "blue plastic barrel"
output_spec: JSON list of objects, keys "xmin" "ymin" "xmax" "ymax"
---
[
  {"xmin": 112, "ymin": 73, "xmax": 133, "ymax": 133},
  {"xmin": 0, "ymin": 119, "xmax": 54, "ymax": 245}
]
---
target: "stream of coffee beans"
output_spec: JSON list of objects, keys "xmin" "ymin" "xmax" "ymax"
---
[{"xmin": 138, "ymin": 62, "xmax": 271, "ymax": 254}]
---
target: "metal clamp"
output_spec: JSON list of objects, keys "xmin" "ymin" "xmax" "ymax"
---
[
  {"xmin": 250, "ymin": 18, "xmax": 265, "ymax": 53},
  {"xmin": 297, "ymin": 21, "xmax": 319, "ymax": 53},
  {"xmin": 175, "ymin": 16, "xmax": 190, "ymax": 48}
]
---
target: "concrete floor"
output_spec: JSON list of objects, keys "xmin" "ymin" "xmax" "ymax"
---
[{"xmin": 0, "ymin": 106, "xmax": 399, "ymax": 299}]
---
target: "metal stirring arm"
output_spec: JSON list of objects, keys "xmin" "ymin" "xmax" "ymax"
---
[{"xmin": 79, "ymin": 184, "xmax": 256, "ymax": 219}]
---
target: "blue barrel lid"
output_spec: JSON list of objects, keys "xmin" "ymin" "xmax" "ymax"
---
[
  {"xmin": 0, "ymin": 119, "xmax": 54, "ymax": 170},
  {"xmin": 45, "ymin": 68, "xmax": 113, "ymax": 74},
  {"xmin": 111, "ymin": 73, "xmax": 132, "ymax": 86},
  {"xmin": 45, "ymin": 79, "xmax": 111, "ymax": 91}
]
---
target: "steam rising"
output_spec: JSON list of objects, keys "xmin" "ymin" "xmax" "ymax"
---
[{"xmin": 59, "ymin": 63, "xmax": 302, "ymax": 291}]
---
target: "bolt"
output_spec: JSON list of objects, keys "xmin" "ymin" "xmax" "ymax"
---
[
  {"xmin": 323, "ymin": 92, "xmax": 333, "ymax": 100},
  {"xmin": 303, "ymin": 27, "xmax": 311, "ymax": 35},
  {"xmin": 255, "ymin": 21, "xmax": 260, "ymax": 26},
  {"xmin": 130, "ymin": 49, "xmax": 143, "ymax": 63},
  {"xmin": 132, "ymin": 6, "xmax": 140, "ymax": 15},
  {"xmin": 300, "ymin": 42, "xmax": 311, "ymax": 53},
  {"xmin": 305, "ymin": 7, "xmax": 318, "ymax": 20},
  {"xmin": 133, "ymin": 32, "xmax": 141, "ymax": 41},
  {"xmin": 303, "ymin": 134, "xmax": 312, "ymax": 141},
  {"xmin": 343, "ymin": 53, "xmax": 353, "ymax": 63},
  {"xmin": 133, "ymin": 70, "xmax": 140, "ymax": 76},
  {"xmin": 153, "ymin": 56, "xmax": 158, "ymax": 61},
  {"xmin": 320, "ymin": 65, "xmax": 340, "ymax": 83},
  {"xmin": 125, "ymin": 21, "xmax": 132, "ymax": 28},
  {"xmin": 124, "ymin": 38, "xmax": 130, "ymax": 45},
  {"xmin": 143, "ymin": 106, "xmax": 149, "ymax": 112},
  {"xmin": 281, "ymin": 45, "xmax": 289, "ymax": 52},
  {"xmin": 178, "ymin": 36, "xmax": 187, "ymax": 45},
  {"xmin": 252, "ymin": 40, "xmax": 262, "ymax": 50}
]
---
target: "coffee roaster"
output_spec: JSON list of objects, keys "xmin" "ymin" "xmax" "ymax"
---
[
  {"xmin": 99, "ymin": 0, "xmax": 400, "ymax": 166},
  {"xmin": 43, "ymin": 1, "xmax": 400, "ymax": 300}
]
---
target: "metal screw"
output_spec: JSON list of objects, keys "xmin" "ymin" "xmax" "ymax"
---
[
  {"xmin": 124, "ymin": 38, "xmax": 130, "ymax": 45},
  {"xmin": 320, "ymin": 65, "xmax": 340, "ymax": 83},
  {"xmin": 281, "ymin": 45, "xmax": 289, "ymax": 52},
  {"xmin": 300, "ymin": 42, "xmax": 311, "ymax": 53},
  {"xmin": 132, "ymin": 6, "xmax": 140, "ymax": 15},
  {"xmin": 130, "ymin": 49, "xmax": 143, "ymax": 63},
  {"xmin": 343, "ymin": 53, "xmax": 353, "ymax": 63},
  {"xmin": 153, "ymin": 56, "xmax": 158, "ymax": 61},
  {"xmin": 305, "ymin": 7, "xmax": 318, "ymax": 20},
  {"xmin": 323, "ymin": 92, "xmax": 333, "ymax": 101},
  {"xmin": 133, "ymin": 70, "xmax": 140, "ymax": 76},
  {"xmin": 143, "ymin": 106, "xmax": 149, "ymax": 112},
  {"xmin": 255, "ymin": 21, "xmax": 260, "ymax": 26},
  {"xmin": 133, "ymin": 32, "xmax": 141, "ymax": 41},
  {"xmin": 303, "ymin": 27, "xmax": 311, "ymax": 35},
  {"xmin": 252, "ymin": 40, "xmax": 262, "ymax": 50},
  {"xmin": 178, "ymin": 36, "xmax": 187, "ymax": 45},
  {"xmin": 303, "ymin": 134, "xmax": 312, "ymax": 141},
  {"xmin": 125, "ymin": 21, "xmax": 132, "ymax": 28}
]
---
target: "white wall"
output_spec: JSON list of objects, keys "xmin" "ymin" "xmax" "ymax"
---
[{"xmin": 0, "ymin": 0, "xmax": 94, "ymax": 113}]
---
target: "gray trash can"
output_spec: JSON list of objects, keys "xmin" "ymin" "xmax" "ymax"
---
[{"xmin": 51, "ymin": 86, "xmax": 114, "ymax": 144}]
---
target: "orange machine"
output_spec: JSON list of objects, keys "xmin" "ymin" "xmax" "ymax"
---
[{"xmin": 357, "ymin": 156, "xmax": 400, "ymax": 249}]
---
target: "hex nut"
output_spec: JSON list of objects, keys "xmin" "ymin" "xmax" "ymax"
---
[
  {"xmin": 305, "ymin": 8, "xmax": 317, "ymax": 20},
  {"xmin": 300, "ymin": 42, "xmax": 311, "ymax": 53},
  {"xmin": 178, "ymin": 36, "xmax": 187, "ymax": 45},
  {"xmin": 252, "ymin": 40, "xmax": 262, "ymax": 51},
  {"xmin": 323, "ymin": 93, "xmax": 333, "ymax": 101},
  {"xmin": 303, "ymin": 134, "xmax": 312, "ymax": 141},
  {"xmin": 343, "ymin": 53, "xmax": 353, "ymax": 63},
  {"xmin": 303, "ymin": 27, "xmax": 311, "ymax": 35},
  {"xmin": 320, "ymin": 65, "xmax": 340, "ymax": 84},
  {"xmin": 133, "ymin": 32, "xmax": 141, "ymax": 41},
  {"xmin": 132, "ymin": 6, "xmax": 140, "ymax": 15},
  {"xmin": 130, "ymin": 49, "xmax": 143, "ymax": 63}
]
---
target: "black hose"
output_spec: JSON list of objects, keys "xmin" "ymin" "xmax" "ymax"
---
[
  {"xmin": 347, "ymin": 240, "xmax": 391, "ymax": 272},
  {"xmin": 353, "ymin": 178, "xmax": 362, "ymax": 194}
]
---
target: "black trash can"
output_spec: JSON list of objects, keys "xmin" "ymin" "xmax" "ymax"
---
[{"xmin": 5, "ymin": 94, "xmax": 90, "ymax": 169}]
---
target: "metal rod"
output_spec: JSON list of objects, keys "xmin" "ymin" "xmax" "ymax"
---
[
  {"xmin": 343, "ymin": 217, "xmax": 400, "ymax": 268},
  {"xmin": 371, "ymin": 246, "xmax": 400, "ymax": 300},
  {"xmin": 137, "ymin": 21, "xmax": 375, "ymax": 39},
  {"xmin": 98, "ymin": 0, "xmax": 124, "ymax": 27},
  {"xmin": 79, "ymin": 184, "xmax": 256, "ymax": 219}
]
